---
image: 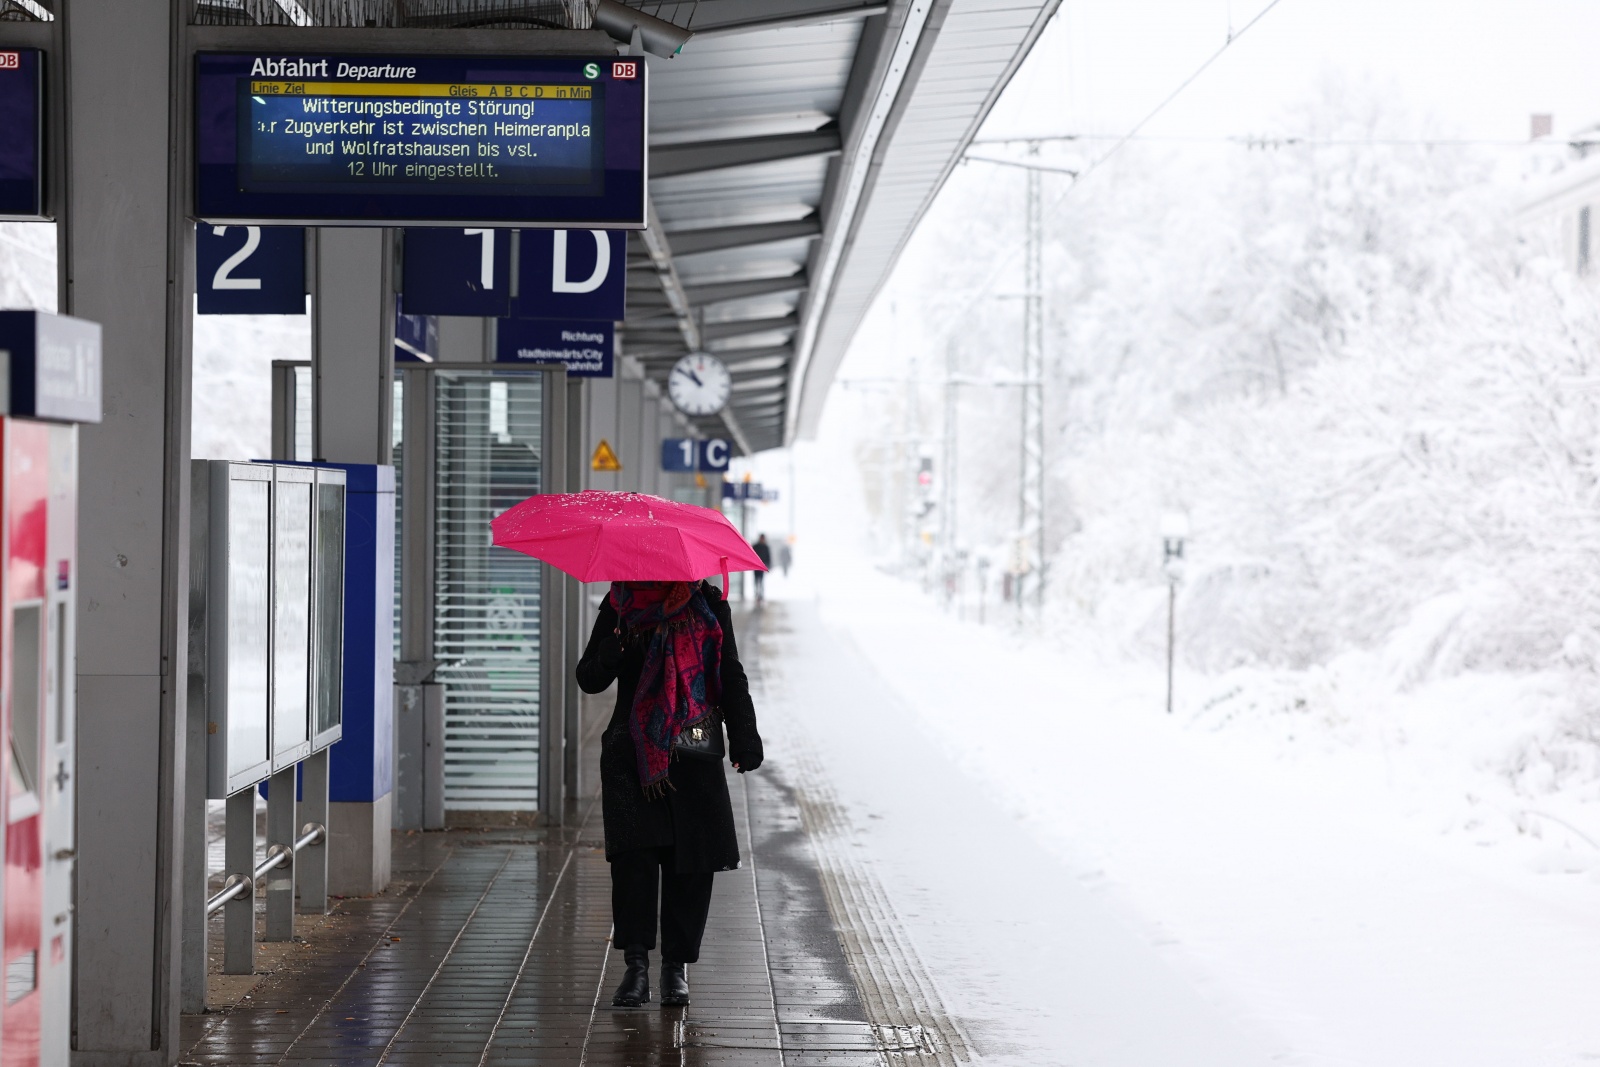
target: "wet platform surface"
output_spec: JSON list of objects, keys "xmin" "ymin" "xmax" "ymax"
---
[{"xmin": 180, "ymin": 607, "xmax": 959, "ymax": 1067}]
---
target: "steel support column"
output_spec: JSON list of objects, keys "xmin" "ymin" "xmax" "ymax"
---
[
  {"xmin": 63, "ymin": 2, "xmax": 193, "ymax": 1060},
  {"xmin": 311, "ymin": 226, "xmax": 396, "ymax": 894}
]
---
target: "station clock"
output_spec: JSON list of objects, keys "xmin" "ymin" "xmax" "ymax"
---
[{"xmin": 667, "ymin": 353, "xmax": 732, "ymax": 417}]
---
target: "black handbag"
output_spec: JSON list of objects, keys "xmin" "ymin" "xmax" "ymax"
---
[{"xmin": 673, "ymin": 709, "xmax": 725, "ymax": 762}]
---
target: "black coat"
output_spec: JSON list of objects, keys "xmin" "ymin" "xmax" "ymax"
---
[{"xmin": 576, "ymin": 582, "xmax": 763, "ymax": 872}]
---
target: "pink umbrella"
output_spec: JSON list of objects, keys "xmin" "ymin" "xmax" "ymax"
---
[{"xmin": 490, "ymin": 490, "xmax": 767, "ymax": 591}]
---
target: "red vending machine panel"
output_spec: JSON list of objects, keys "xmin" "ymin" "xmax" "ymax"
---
[
  {"xmin": 0, "ymin": 310, "xmax": 100, "ymax": 1067},
  {"xmin": 0, "ymin": 421, "xmax": 74, "ymax": 1067}
]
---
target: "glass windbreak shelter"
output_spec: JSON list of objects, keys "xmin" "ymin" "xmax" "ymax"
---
[
  {"xmin": 273, "ymin": 361, "xmax": 570, "ymax": 820},
  {"xmin": 192, "ymin": 460, "xmax": 347, "ymax": 799}
]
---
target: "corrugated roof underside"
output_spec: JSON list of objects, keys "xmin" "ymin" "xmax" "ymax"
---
[{"xmin": 794, "ymin": 0, "xmax": 1058, "ymax": 440}]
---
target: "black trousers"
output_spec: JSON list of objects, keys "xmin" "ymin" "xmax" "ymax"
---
[{"xmin": 610, "ymin": 846, "xmax": 715, "ymax": 963}]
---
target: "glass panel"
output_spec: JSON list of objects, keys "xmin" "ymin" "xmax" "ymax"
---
[
  {"xmin": 5, "ymin": 950, "xmax": 35, "ymax": 1004},
  {"xmin": 293, "ymin": 365, "xmax": 312, "ymax": 462},
  {"xmin": 315, "ymin": 481, "xmax": 345, "ymax": 737},
  {"xmin": 9, "ymin": 604, "xmax": 39, "ymax": 818},
  {"xmin": 434, "ymin": 373, "xmax": 542, "ymax": 812},
  {"xmin": 226, "ymin": 478, "xmax": 270, "ymax": 781},
  {"xmin": 273, "ymin": 478, "xmax": 313, "ymax": 758}
]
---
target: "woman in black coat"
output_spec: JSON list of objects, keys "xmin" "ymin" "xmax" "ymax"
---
[{"xmin": 576, "ymin": 578, "xmax": 763, "ymax": 1008}]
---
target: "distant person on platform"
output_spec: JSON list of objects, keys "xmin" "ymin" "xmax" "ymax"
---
[
  {"xmin": 777, "ymin": 541, "xmax": 792, "ymax": 578},
  {"xmin": 752, "ymin": 534, "xmax": 772, "ymax": 602}
]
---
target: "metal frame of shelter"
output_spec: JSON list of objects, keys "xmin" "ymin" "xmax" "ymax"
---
[{"xmin": 273, "ymin": 360, "xmax": 581, "ymax": 822}]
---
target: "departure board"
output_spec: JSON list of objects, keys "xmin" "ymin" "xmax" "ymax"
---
[
  {"xmin": 195, "ymin": 53, "xmax": 646, "ymax": 227},
  {"xmin": 0, "ymin": 50, "xmax": 43, "ymax": 220}
]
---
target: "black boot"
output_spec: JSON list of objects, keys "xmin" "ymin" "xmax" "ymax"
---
[
  {"xmin": 660, "ymin": 961, "xmax": 690, "ymax": 1006},
  {"xmin": 611, "ymin": 946, "xmax": 650, "ymax": 1007}
]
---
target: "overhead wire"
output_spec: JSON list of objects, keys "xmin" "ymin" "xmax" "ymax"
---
[{"xmin": 925, "ymin": 0, "xmax": 1292, "ymax": 336}]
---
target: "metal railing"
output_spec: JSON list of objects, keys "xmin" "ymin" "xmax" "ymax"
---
[{"xmin": 205, "ymin": 822, "xmax": 327, "ymax": 917}]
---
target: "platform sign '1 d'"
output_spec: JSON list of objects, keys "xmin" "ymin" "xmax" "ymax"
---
[{"xmin": 402, "ymin": 227, "xmax": 513, "ymax": 317}]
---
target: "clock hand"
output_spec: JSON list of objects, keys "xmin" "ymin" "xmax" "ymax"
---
[{"xmin": 687, "ymin": 370, "xmax": 704, "ymax": 386}]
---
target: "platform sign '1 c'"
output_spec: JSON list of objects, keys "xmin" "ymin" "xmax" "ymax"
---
[{"xmin": 662, "ymin": 438, "xmax": 730, "ymax": 473}]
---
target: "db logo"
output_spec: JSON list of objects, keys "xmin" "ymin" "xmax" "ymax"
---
[
  {"xmin": 0, "ymin": 53, "xmax": 19, "ymax": 71},
  {"xmin": 611, "ymin": 60, "xmax": 638, "ymax": 80}
]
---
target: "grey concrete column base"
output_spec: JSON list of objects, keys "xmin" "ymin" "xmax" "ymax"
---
[{"xmin": 328, "ymin": 793, "xmax": 393, "ymax": 897}]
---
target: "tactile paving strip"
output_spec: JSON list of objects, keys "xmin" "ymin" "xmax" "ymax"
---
[{"xmin": 751, "ymin": 606, "xmax": 972, "ymax": 1067}]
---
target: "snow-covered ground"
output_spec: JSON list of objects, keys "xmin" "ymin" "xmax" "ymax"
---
[{"xmin": 753, "ymin": 529, "xmax": 1600, "ymax": 1065}]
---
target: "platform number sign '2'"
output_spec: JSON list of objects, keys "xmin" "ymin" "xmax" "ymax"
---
[{"xmin": 196, "ymin": 225, "xmax": 307, "ymax": 315}]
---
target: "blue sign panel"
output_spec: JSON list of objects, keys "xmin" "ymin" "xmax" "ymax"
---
[
  {"xmin": 495, "ymin": 318, "xmax": 612, "ymax": 377},
  {"xmin": 662, "ymin": 438, "xmax": 696, "ymax": 472},
  {"xmin": 395, "ymin": 308, "xmax": 438, "ymax": 363},
  {"xmin": 662, "ymin": 438, "xmax": 731, "ymax": 473},
  {"xmin": 195, "ymin": 53, "xmax": 647, "ymax": 227},
  {"xmin": 196, "ymin": 225, "xmax": 307, "ymax": 314},
  {"xmin": 722, "ymin": 481, "xmax": 764, "ymax": 502},
  {"xmin": 401, "ymin": 227, "xmax": 512, "ymax": 317},
  {"xmin": 0, "ymin": 50, "xmax": 43, "ymax": 220},
  {"xmin": 0, "ymin": 311, "xmax": 104, "ymax": 425},
  {"xmin": 699, "ymin": 438, "xmax": 731, "ymax": 472},
  {"xmin": 512, "ymin": 228, "xmax": 626, "ymax": 322}
]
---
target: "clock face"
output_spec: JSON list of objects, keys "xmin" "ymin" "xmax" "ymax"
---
[{"xmin": 668, "ymin": 353, "xmax": 732, "ymax": 417}]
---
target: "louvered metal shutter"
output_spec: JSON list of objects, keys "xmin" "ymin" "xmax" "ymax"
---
[{"xmin": 433, "ymin": 374, "xmax": 544, "ymax": 812}]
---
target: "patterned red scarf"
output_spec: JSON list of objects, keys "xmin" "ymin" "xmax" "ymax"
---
[{"xmin": 609, "ymin": 581, "xmax": 723, "ymax": 795}]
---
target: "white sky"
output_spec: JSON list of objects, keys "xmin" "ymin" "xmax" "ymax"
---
[{"xmin": 983, "ymin": 0, "xmax": 1600, "ymax": 143}]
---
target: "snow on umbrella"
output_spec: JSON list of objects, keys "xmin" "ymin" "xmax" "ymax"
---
[{"xmin": 490, "ymin": 490, "xmax": 768, "ymax": 589}]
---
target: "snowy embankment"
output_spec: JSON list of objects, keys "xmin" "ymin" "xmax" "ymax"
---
[{"xmin": 785, "ymin": 551, "xmax": 1600, "ymax": 1066}]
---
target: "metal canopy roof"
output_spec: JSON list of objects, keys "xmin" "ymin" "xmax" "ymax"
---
[
  {"xmin": 626, "ymin": 0, "xmax": 1061, "ymax": 452},
  {"xmin": 159, "ymin": 0, "xmax": 1062, "ymax": 454}
]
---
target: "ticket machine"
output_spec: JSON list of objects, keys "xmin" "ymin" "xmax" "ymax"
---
[{"xmin": 0, "ymin": 311, "xmax": 102, "ymax": 1067}]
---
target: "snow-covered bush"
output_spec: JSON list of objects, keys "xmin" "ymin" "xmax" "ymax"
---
[{"xmin": 889, "ymin": 83, "xmax": 1600, "ymax": 689}]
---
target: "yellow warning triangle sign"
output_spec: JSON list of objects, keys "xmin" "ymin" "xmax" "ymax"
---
[{"xmin": 591, "ymin": 439, "xmax": 622, "ymax": 473}]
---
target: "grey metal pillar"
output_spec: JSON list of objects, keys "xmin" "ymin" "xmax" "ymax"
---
[
  {"xmin": 222, "ymin": 791, "xmax": 255, "ymax": 976},
  {"xmin": 538, "ymin": 371, "xmax": 569, "ymax": 821},
  {"xmin": 585, "ymin": 374, "xmax": 619, "ymax": 492},
  {"xmin": 298, "ymin": 749, "xmax": 329, "ymax": 914},
  {"xmin": 179, "ymin": 657, "xmax": 209, "ymax": 1016},
  {"xmin": 311, "ymin": 226, "xmax": 396, "ymax": 895},
  {"xmin": 313, "ymin": 227, "xmax": 396, "ymax": 465},
  {"xmin": 641, "ymin": 389, "xmax": 661, "ymax": 497},
  {"xmin": 64, "ymin": 3, "xmax": 193, "ymax": 1061},
  {"xmin": 263, "ymin": 767, "xmax": 296, "ymax": 941},
  {"xmin": 564, "ymin": 380, "xmax": 585, "ymax": 801},
  {"xmin": 395, "ymin": 364, "xmax": 441, "ymax": 829},
  {"xmin": 181, "ymin": 463, "xmax": 211, "ymax": 1015},
  {"xmin": 422, "ymin": 683, "xmax": 445, "ymax": 830},
  {"xmin": 617, "ymin": 376, "xmax": 644, "ymax": 493}
]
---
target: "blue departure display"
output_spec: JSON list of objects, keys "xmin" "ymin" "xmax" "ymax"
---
[
  {"xmin": 195, "ymin": 53, "xmax": 646, "ymax": 227},
  {"xmin": 0, "ymin": 50, "xmax": 43, "ymax": 220}
]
